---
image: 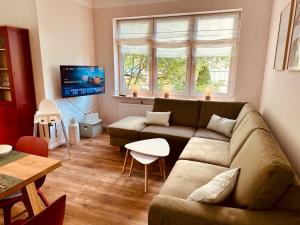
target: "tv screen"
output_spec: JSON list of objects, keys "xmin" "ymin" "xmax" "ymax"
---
[{"xmin": 60, "ymin": 65, "xmax": 105, "ymax": 98}]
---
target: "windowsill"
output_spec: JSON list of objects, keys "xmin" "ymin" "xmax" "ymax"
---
[
  {"xmin": 112, "ymin": 94, "xmax": 234, "ymax": 102},
  {"xmin": 113, "ymin": 95, "xmax": 155, "ymax": 100}
]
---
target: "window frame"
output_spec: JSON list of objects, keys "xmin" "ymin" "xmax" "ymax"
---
[{"xmin": 113, "ymin": 9, "xmax": 242, "ymax": 99}]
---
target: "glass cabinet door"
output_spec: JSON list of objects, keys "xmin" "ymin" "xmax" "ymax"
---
[{"xmin": 0, "ymin": 33, "xmax": 12, "ymax": 102}]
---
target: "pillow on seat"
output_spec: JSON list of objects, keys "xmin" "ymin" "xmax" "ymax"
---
[
  {"xmin": 187, "ymin": 168, "xmax": 240, "ymax": 204},
  {"xmin": 145, "ymin": 111, "xmax": 171, "ymax": 126},
  {"xmin": 207, "ymin": 114, "xmax": 236, "ymax": 137}
]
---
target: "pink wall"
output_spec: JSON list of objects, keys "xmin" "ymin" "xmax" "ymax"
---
[
  {"xmin": 261, "ymin": 0, "xmax": 300, "ymax": 175},
  {"xmin": 35, "ymin": 0, "xmax": 98, "ymax": 147},
  {"xmin": 93, "ymin": 0, "xmax": 273, "ymax": 125},
  {"xmin": 0, "ymin": 0, "xmax": 45, "ymax": 104}
]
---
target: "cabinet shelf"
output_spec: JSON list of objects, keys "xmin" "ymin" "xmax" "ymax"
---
[
  {"xmin": 0, "ymin": 68, "xmax": 8, "ymax": 71},
  {"xmin": 0, "ymin": 49, "xmax": 5, "ymax": 51},
  {"xmin": 0, "ymin": 86, "xmax": 10, "ymax": 90}
]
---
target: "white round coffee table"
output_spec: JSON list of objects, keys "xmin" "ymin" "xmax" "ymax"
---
[{"xmin": 122, "ymin": 138, "xmax": 170, "ymax": 193}]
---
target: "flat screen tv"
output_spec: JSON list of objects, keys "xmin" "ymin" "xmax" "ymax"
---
[{"xmin": 60, "ymin": 65, "xmax": 105, "ymax": 98}]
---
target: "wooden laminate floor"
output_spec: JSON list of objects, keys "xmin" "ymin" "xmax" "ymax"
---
[{"xmin": 1, "ymin": 134, "xmax": 167, "ymax": 225}]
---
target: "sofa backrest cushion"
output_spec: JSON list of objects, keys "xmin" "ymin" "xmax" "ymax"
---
[
  {"xmin": 229, "ymin": 111, "xmax": 270, "ymax": 163},
  {"xmin": 153, "ymin": 98, "xmax": 201, "ymax": 127},
  {"xmin": 230, "ymin": 129, "xmax": 295, "ymax": 210},
  {"xmin": 233, "ymin": 103, "xmax": 258, "ymax": 133},
  {"xmin": 198, "ymin": 101, "xmax": 245, "ymax": 128}
]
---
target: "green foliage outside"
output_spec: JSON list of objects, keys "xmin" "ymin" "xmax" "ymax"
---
[
  {"xmin": 122, "ymin": 53, "xmax": 230, "ymax": 93},
  {"xmin": 123, "ymin": 53, "xmax": 150, "ymax": 90},
  {"xmin": 157, "ymin": 56, "xmax": 186, "ymax": 92},
  {"xmin": 195, "ymin": 56, "xmax": 230, "ymax": 93}
]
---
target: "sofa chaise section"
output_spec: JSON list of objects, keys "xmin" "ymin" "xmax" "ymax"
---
[{"xmin": 107, "ymin": 116, "xmax": 146, "ymax": 146}]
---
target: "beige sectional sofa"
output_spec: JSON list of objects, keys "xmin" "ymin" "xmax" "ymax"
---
[
  {"xmin": 108, "ymin": 98, "xmax": 300, "ymax": 225},
  {"xmin": 108, "ymin": 98, "xmax": 245, "ymax": 160}
]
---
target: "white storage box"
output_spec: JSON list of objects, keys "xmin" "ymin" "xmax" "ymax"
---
[{"xmin": 79, "ymin": 119, "xmax": 102, "ymax": 138}]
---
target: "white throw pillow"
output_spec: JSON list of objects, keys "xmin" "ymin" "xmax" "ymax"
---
[
  {"xmin": 187, "ymin": 168, "xmax": 240, "ymax": 204},
  {"xmin": 145, "ymin": 111, "xmax": 171, "ymax": 126},
  {"xmin": 207, "ymin": 114, "xmax": 236, "ymax": 137}
]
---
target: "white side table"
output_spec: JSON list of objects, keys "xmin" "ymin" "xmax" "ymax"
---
[{"xmin": 123, "ymin": 138, "xmax": 170, "ymax": 193}]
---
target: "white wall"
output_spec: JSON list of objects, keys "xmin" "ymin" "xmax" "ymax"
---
[
  {"xmin": 93, "ymin": 0, "xmax": 274, "ymax": 125},
  {"xmin": 261, "ymin": 0, "xmax": 300, "ymax": 175},
  {"xmin": 0, "ymin": 0, "xmax": 45, "ymax": 104},
  {"xmin": 35, "ymin": 0, "xmax": 98, "ymax": 146}
]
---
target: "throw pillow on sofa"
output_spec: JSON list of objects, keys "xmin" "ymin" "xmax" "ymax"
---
[
  {"xmin": 145, "ymin": 111, "xmax": 171, "ymax": 126},
  {"xmin": 187, "ymin": 168, "xmax": 240, "ymax": 204},
  {"xmin": 207, "ymin": 114, "xmax": 236, "ymax": 137}
]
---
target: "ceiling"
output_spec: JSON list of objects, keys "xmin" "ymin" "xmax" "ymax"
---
[{"xmin": 92, "ymin": 0, "xmax": 181, "ymax": 8}]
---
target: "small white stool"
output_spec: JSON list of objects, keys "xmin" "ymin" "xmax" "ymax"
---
[
  {"xmin": 33, "ymin": 99, "xmax": 72, "ymax": 158},
  {"xmin": 128, "ymin": 151, "xmax": 161, "ymax": 193},
  {"xmin": 123, "ymin": 138, "xmax": 170, "ymax": 193}
]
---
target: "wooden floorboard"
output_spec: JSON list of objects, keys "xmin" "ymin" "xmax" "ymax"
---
[{"xmin": 0, "ymin": 134, "xmax": 167, "ymax": 225}]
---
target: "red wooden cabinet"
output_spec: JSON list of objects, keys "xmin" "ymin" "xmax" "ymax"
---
[{"xmin": 0, "ymin": 26, "xmax": 36, "ymax": 146}]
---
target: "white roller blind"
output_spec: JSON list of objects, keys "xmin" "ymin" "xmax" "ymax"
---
[
  {"xmin": 120, "ymin": 45, "xmax": 150, "ymax": 54},
  {"xmin": 154, "ymin": 17, "xmax": 192, "ymax": 47},
  {"xmin": 196, "ymin": 46, "xmax": 233, "ymax": 57},
  {"xmin": 194, "ymin": 12, "xmax": 240, "ymax": 42},
  {"xmin": 117, "ymin": 19, "xmax": 153, "ymax": 45}
]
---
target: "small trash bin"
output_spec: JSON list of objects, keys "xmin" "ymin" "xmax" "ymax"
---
[{"xmin": 79, "ymin": 119, "xmax": 102, "ymax": 138}]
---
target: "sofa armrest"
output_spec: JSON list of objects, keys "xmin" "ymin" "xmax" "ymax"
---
[{"xmin": 148, "ymin": 195, "xmax": 300, "ymax": 225}]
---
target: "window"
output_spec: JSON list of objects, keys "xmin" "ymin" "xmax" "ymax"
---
[{"xmin": 115, "ymin": 11, "xmax": 241, "ymax": 98}]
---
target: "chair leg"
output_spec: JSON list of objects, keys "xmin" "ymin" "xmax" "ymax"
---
[
  {"xmin": 122, "ymin": 149, "xmax": 129, "ymax": 174},
  {"xmin": 37, "ymin": 189, "xmax": 49, "ymax": 207},
  {"xmin": 61, "ymin": 121, "xmax": 72, "ymax": 158},
  {"xmin": 159, "ymin": 159, "xmax": 163, "ymax": 177},
  {"xmin": 3, "ymin": 204, "xmax": 13, "ymax": 225},
  {"xmin": 128, "ymin": 157, "xmax": 134, "ymax": 177},
  {"xmin": 162, "ymin": 158, "xmax": 166, "ymax": 181},
  {"xmin": 145, "ymin": 164, "xmax": 148, "ymax": 193}
]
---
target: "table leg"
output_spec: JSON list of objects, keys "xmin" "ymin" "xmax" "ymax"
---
[
  {"xmin": 145, "ymin": 164, "xmax": 148, "ymax": 193},
  {"xmin": 128, "ymin": 157, "xmax": 134, "ymax": 177},
  {"xmin": 122, "ymin": 149, "xmax": 129, "ymax": 174},
  {"xmin": 162, "ymin": 158, "xmax": 166, "ymax": 181},
  {"xmin": 21, "ymin": 183, "xmax": 45, "ymax": 217},
  {"xmin": 159, "ymin": 158, "xmax": 163, "ymax": 177}
]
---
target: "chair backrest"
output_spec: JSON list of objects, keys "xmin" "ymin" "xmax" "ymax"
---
[
  {"xmin": 24, "ymin": 195, "xmax": 66, "ymax": 225},
  {"xmin": 16, "ymin": 136, "xmax": 48, "ymax": 157},
  {"xmin": 38, "ymin": 99, "xmax": 60, "ymax": 115}
]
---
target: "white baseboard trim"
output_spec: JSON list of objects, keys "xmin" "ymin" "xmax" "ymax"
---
[{"xmin": 49, "ymin": 139, "xmax": 66, "ymax": 150}]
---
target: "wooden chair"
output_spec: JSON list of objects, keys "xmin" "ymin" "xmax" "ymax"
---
[
  {"xmin": 11, "ymin": 195, "xmax": 66, "ymax": 225},
  {"xmin": 0, "ymin": 136, "xmax": 49, "ymax": 225}
]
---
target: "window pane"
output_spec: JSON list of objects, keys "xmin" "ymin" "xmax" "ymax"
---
[
  {"xmin": 194, "ymin": 46, "xmax": 232, "ymax": 94},
  {"xmin": 120, "ymin": 45, "xmax": 150, "ymax": 91},
  {"xmin": 157, "ymin": 47, "xmax": 188, "ymax": 92},
  {"xmin": 155, "ymin": 17, "xmax": 192, "ymax": 42},
  {"xmin": 195, "ymin": 13, "xmax": 239, "ymax": 41},
  {"xmin": 118, "ymin": 19, "xmax": 152, "ymax": 40}
]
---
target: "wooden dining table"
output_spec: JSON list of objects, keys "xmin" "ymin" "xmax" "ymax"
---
[{"xmin": 0, "ymin": 151, "xmax": 61, "ymax": 217}]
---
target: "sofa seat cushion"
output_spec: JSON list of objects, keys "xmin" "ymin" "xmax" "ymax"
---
[
  {"xmin": 230, "ymin": 129, "xmax": 295, "ymax": 210},
  {"xmin": 160, "ymin": 160, "xmax": 228, "ymax": 199},
  {"xmin": 179, "ymin": 137, "xmax": 230, "ymax": 167},
  {"xmin": 107, "ymin": 116, "xmax": 146, "ymax": 140},
  {"xmin": 194, "ymin": 128, "xmax": 230, "ymax": 142},
  {"xmin": 141, "ymin": 125, "xmax": 196, "ymax": 144}
]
